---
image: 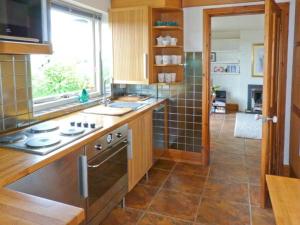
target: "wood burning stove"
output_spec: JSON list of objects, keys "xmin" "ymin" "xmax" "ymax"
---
[{"xmin": 247, "ymin": 85, "xmax": 263, "ymax": 113}]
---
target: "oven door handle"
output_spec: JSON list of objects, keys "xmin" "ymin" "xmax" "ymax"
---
[
  {"xmin": 79, "ymin": 155, "xmax": 88, "ymax": 198},
  {"xmin": 88, "ymin": 142, "xmax": 128, "ymax": 168}
]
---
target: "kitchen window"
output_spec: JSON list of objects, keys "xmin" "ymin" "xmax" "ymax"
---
[{"xmin": 30, "ymin": 2, "xmax": 107, "ymax": 113}]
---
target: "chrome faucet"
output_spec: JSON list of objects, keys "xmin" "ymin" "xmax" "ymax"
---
[{"xmin": 102, "ymin": 78, "xmax": 111, "ymax": 107}]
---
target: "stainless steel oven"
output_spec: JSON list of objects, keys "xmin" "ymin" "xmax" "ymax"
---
[
  {"xmin": 6, "ymin": 123, "xmax": 129, "ymax": 225},
  {"xmin": 85, "ymin": 124, "xmax": 129, "ymax": 225}
]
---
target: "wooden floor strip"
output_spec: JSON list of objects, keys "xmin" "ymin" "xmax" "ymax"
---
[{"xmin": 293, "ymin": 104, "xmax": 300, "ymax": 118}]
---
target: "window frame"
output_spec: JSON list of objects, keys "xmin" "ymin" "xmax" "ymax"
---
[{"xmin": 31, "ymin": 1, "xmax": 103, "ymax": 113}]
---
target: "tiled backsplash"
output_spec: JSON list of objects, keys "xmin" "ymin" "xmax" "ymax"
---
[
  {"xmin": 0, "ymin": 55, "xmax": 33, "ymax": 132},
  {"xmin": 0, "ymin": 52, "xmax": 203, "ymax": 153},
  {"xmin": 113, "ymin": 52, "xmax": 203, "ymax": 153}
]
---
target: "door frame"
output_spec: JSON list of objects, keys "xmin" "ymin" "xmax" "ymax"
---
[{"xmin": 202, "ymin": 3, "xmax": 289, "ymax": 206}]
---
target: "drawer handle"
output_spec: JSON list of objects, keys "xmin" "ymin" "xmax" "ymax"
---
[{"xmin": 143, "ymin": 53, "xmax": 148, "ymax": 79}]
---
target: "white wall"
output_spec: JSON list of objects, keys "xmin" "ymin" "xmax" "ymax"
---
[
  {"xmin": 211, "ymin": 30, "xmax": 264, "ymax": 111},
  {"xmin": 62, "ymin": 0, "xmax": 111, "ymax": 13},
  {"xmin": 239, "ymin": 30, "xmax": 264, "ymax": 110},
  {"xmin": 184, "ymin": 7, "xmax": 203, "ymax": 52},
  {"xmin": 75, "ymin": 0, "xmax": 110, "ymax": 12},
  {"xmin": 284, "ymin": 0, "xmax": 296, "ymax": 165},
  {"xmin": 184, "ymin": 1, "xmax": 295, "ymax": 164}
]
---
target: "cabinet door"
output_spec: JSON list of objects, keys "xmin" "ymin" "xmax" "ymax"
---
[
  {"xmin": 6, "ymin": 148, "xmax": 86, "ymax": 208},
  {"xmin": 128, "ymin": 111, "xmax": 153, "ymax": 190},
  {"xmin": 141, "ymin": 110, "xmax": 153, "ymax": 171},
  {"xmin": 128, "ymin": 117, "xmax": 143, "ymax": 190},
  {"xmin": 110, "ymin": 6, "xmax": 149, "ymax": 84}
]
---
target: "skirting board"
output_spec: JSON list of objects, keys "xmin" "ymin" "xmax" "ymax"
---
[
  {"xmin": 283, "ymin": 165, "xmax": 290, "ymax": 177},
  {"xmin": 154, "ymin": 149, "xmax": 203, "ymax": 165}
]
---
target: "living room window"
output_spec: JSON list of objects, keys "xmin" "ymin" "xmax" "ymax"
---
[{"xmin": 30, "ymin": 2, "xmax": 104, "ymax": 112}]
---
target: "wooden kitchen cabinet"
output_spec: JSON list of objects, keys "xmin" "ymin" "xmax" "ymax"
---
[
  {"xmin": 0, "ymin": 42, "xmax": 52, "ymax": 54},
  {"xmin": 128, "ymin": 110, "xmax": 153, "ymax": 190},
  {"xmin": 142, "ymin": 110, "xmax": 153, "ymax": 172},
  {"xmin": 6, "ymin": 147, "xmax": 86, "ymax": 208},
  {"xmin": 110, "ymin": 6, "xmax": 184, "ymax": 84},
  {"xmin": 110, "ymin": 6, "xmax": 151, "ymax": 84}
]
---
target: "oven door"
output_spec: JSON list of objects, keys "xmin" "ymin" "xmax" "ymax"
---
[{"xmin": 86, "ymin": 139, "xmax": 128, "ymax": 224}]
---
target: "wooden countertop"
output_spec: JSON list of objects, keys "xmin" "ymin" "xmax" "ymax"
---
[
  {"xmin": 0, "ymin": 98, "xmax": 166, "ymax": 187},
  {"xmin": 0, "ymin": 98, "xmax": 166, "ymax": 225},
  {"xmin": 0, "ymin": 188, "xmax": 84, "ymax": 225},
  {"xmin": 266, "ymin": 175, "xmax": 300, "ymax": 225}
]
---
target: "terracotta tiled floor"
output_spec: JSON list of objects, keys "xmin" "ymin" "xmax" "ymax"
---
[{"xmin": 101, "ymin": 113, "xmax": 276, "ymax": 225}]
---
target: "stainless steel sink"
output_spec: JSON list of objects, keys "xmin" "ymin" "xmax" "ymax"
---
[
  {"xmin": 82, "ymin": 101, "xmax": 149, "ymax": 116},
  {"xmin": 108, "ymin": 102, "xmax": 147, "ymax": 110}
]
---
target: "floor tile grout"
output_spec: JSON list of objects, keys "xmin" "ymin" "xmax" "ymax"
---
[
  {"xmin": 248, "ymin": 182, "xmax": 254, "ymax": 225},
  {"xmin": 135, "ymin": 162, "xmax": 177, "ymax": 224},
  {"xmin": 193, "ymin": 166, "xmax": 211, "ymax": 223},
  {"xmin": 210, "ymin": 113, "xmax": 262, "ymax": 225},
  {"xmin": 102, "ymin": 113, "xmax": 273, "ymax": 225}
]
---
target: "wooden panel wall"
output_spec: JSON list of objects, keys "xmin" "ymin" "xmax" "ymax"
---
[
  {"xmin": 290, "ymin": 0, "xmax": 300, "ymax": 178},
  {"xmin": 182, "ymin": 0, "xmax": 261, "ymax": 7},
  {"xmin": 111, "ymin": 0, "xmax": 181, "ymax": 8}
]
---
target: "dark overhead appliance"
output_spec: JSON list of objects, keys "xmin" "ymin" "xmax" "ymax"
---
[{"xmin": 0, "ymin": 0, "xmax": 50, "ymax": 43}]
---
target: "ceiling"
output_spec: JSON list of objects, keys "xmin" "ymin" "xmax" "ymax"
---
[{"xmin": 212, "ymin": 14, "xmax": 264, "ymax": 32}]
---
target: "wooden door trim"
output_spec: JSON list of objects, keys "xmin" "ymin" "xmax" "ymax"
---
[
  {"xmin": 261, "ymin": 0, "xmax": 281, "ymax": 208},
  {"xmin": 183, "ymin": 0, "xmax": 262, "ymax": 8},
  {"xmin": 202, "ymin": 10, "xmax": 211, "ymax": 166},
  {"xmin": 272, "ymin": 0, "xmax": 289, "ymax": 188},
  {"xmin": 202, "ymin": 2, "xmax": 289, "ymax": 206},
  {"xmin": 202, "ymin": 4, "xmax": 267, "ymax": 167},
  {"xmin": 203, "ymin": 5, "xmax": 265, "ymax": 16}
]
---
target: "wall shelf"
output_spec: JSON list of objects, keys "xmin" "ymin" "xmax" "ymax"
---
[
  {"xmin": 212, "ymin": 72, "xmax": 240, "ymax": 75},
  {"xmin": 211, "ymin": 48, "xmax": 240, "ymax": 76},
  {"xmin": 155, "ymin": 64, "xmax": 184, "ymax": 67},
  {"xmin": 153, "ymin": 45, "xmax": 183, "ymax": 48},
  {"xmin": 211, "ymin": 61, "xmax": 240, "ymax": 64},
  {"xmin": 157, "ymin": 82, "xmax": 182, "ymax": 85},
  {"xmin": 153, "ymin": 26, "xmax": 183, "ymax": 30},
  {"xmin": 0, "ymin": 41, "xmax": 52, "ymax": 55},
  {"xmin": 151, "ymin": 8, "xmax": 184, "ymax": 83},
  {"xmin": 211, "ymin": 50, "xmax": 239, "ymax": 53}
]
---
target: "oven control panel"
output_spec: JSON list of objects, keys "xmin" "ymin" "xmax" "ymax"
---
[
  {"xmin": 70, "ymin": 121, "xmax": 96, "ymax": 129},
  {"xmin": 106, "ymin": 134, "xmax": 113, "ymax": 144},
  {"xmin": 85, "ymin": 124, "xmax": 128, "ymax": 159}
]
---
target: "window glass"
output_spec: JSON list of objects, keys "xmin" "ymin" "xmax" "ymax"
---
[
  {"xmin": 30, "ymin": 6, "xmax": 101, "ymax": 100},
  {"xmin": 100, "ymin": 14, "xmax": 112, "ymax": 96}
]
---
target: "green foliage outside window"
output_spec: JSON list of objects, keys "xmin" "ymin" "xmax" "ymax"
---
[{"xmin": 32, "ymin": 64, "xmax": 89, "ymax": 98}]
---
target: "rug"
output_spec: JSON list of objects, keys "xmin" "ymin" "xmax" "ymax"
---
[{"xmin": 234, "ymin": 113, "xmax": 262, "ymax": 139}]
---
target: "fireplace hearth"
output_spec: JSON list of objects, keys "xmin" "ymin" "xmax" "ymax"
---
[{"xmin": 247, "ymin": 85, "xmax": 263, "ymax": 113}]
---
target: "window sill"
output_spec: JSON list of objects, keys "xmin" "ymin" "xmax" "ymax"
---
[{"xmin": 33, "ymin": 97, "xmax": 101, "ymax": 121}]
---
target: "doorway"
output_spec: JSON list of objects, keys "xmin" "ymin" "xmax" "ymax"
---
[
  {"xmin": 202, "ymin": 2, "xmax": 290, "ymax": 207},
  {"xmin": 210, "ymin": 12, "xmax": 264, "ymax": 209}
]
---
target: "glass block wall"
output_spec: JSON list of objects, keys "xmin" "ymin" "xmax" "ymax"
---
[
  {"xmin": 153, "ymin": 106, "xmax": 166, "ymax": 151},
  {"xmin": 112, "ymin": 52, "xmax": 203, "ymax": 152}
]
